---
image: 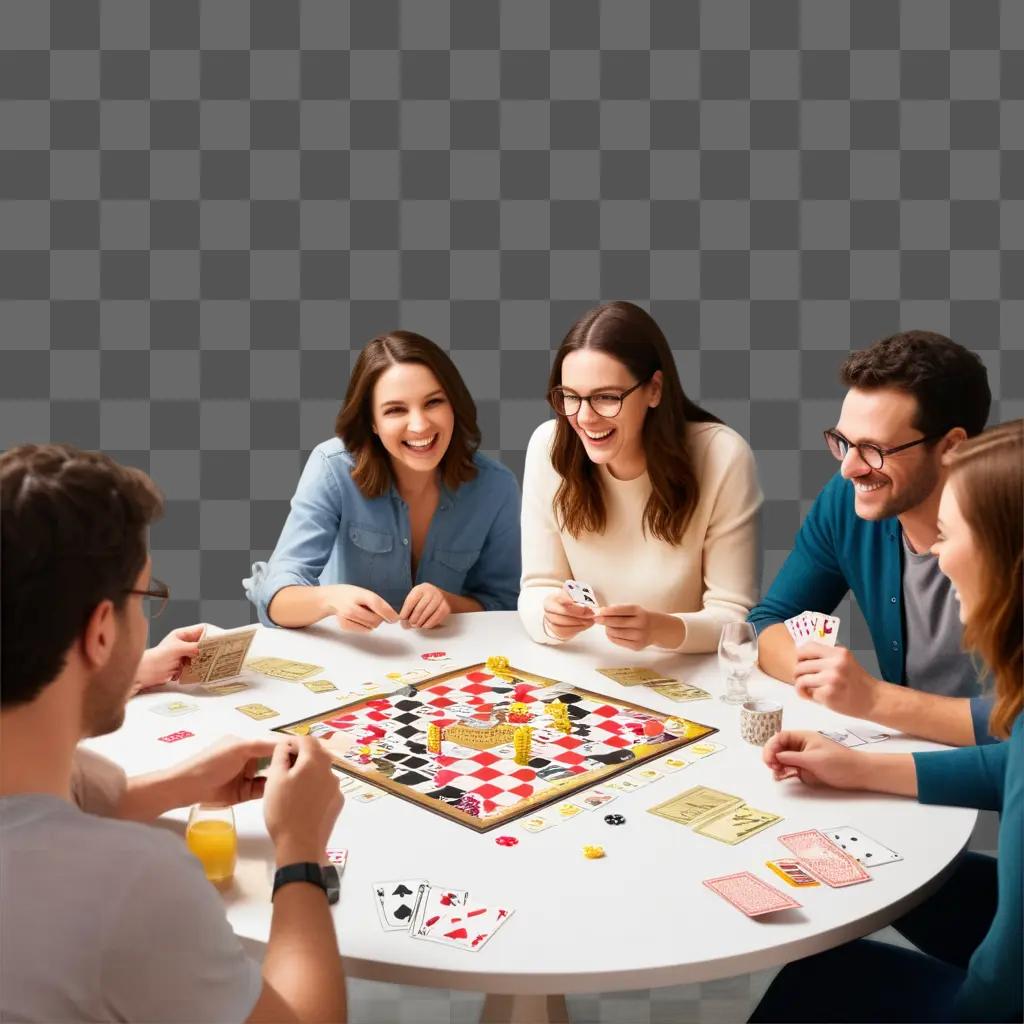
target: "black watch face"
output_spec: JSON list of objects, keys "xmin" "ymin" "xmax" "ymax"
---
[{"xmin": 321, "ymin": 864, "xmax": 340, "ymax": 904}]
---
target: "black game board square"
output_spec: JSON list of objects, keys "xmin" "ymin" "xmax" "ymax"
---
[
  {"xmin": 394, "ymin": 725, "xmax": 422, "ymax": 739},
  {"xmin": 391, "ymin": 771, "xmax": 431, "ymax": 786},
  {"xmin": 394, "ymin": 699, "xmax": 421, "ymax": 711}
]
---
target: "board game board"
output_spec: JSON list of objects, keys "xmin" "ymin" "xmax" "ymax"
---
[{"xmin": 275, "ymin": 661, "xmax": 718, "ymax": 832}]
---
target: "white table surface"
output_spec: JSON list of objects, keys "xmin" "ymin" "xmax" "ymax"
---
[{"xmin": 86, "ymin": 611, "xmax": 975, "ymax": 996}]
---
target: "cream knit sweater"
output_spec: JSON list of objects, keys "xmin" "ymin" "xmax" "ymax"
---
[{"xmin": 518, "ymin": 418, "xmax": 763, "ymax": 653}]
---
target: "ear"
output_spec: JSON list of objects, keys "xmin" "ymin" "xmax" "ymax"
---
[
  {"xmin": 943, "ymin": 426, "xmax": 968, "ymax": 455},
  {"xmin": 80, "ymin": 598, "xmax": 118, "ymax": 673},
  {"xmin": 648, "ymin": 370, "xmax": 663, "ymax": 409}
]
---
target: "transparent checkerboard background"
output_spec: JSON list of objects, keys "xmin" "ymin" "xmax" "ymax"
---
[{"xmin": 1, "ymin": 2, "xmax": 1018, "ymax": 1018}]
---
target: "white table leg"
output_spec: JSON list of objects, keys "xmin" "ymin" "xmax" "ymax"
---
[{"xmin": 480, "ymin": 992, "xmax": 569, "ymax": 1023}]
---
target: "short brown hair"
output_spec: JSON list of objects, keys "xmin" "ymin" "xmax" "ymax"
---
[
  {"xmin": 336, "ymin": 331, "xmax": 481, "ymax": 497},
  {"xmin": 840, "ymin": 331, "xmax": 990, "ymax": 440},
  {"xmin": 945, "ymin": 420, "xmax": 1023, "ymax": 740},
  {"xmin": 548, "ymin": 301, "xmax": 720, "ymax": 544},
  {"xmin": 1, "ymin": 444, "xmax": 163, "ymax": 707}
]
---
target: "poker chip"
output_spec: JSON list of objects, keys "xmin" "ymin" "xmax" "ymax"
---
[
  {"xmin": 495, "ymin": 835, "xmax": 519, "ymax": 847},
  {"xmin": 604, "ymin": 813, "xmax": 626, "ymax": 826}
]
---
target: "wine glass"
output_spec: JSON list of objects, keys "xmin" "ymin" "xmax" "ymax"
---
[{"xmin": 718, "ymin": 621, "xmax": 758, "ymax": 704}]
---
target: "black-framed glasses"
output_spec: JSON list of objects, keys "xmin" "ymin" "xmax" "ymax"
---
[
  {"xmin": 125, "ymin": 577, "xmax": 170, "ymax": 619},
  {"xmin": 824, "ymin": 429, "xmax": 942, "ymax": 470},
  {"xmin": 548, "ymin": 378, "xmax": 651, "ymax": 419}
]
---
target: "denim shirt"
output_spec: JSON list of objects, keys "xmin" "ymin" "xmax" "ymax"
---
[{"xmin": 244, "ymin": 438, "xmax": 522, "ymax": 625}]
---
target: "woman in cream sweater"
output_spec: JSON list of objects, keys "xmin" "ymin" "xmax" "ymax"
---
[{"xmin": 519, "ymin": 301, "xmax": 763, "ymax": 653}]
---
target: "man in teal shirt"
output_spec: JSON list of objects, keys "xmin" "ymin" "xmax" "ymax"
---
[{"xmin": 749, "ymin": 331, "xmax": 995, "ymax": 745}]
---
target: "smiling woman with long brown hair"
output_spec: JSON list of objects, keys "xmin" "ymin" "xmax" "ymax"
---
[
  {"xmin": 750, "ymin": 419, "xmax": 1023, "ymax": 1024},
  {"xmin": 519, "ymin": 301, "xmax": 763, "ymax": 653}
]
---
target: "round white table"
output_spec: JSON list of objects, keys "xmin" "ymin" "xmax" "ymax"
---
[{"xmin": 87, "ymin": 612, "xmax": 976, "ymax": 1023}]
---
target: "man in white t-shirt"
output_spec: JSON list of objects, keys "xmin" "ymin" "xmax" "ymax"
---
[{"xmin": 0, "ymin": 443, "xmax": 348, "ymax": 1023}]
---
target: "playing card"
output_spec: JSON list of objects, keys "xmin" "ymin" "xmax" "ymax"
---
[
  {"xmin": 373, "ymin": 879, "xmax": 427, "ymax": 930},
  {"xmin": 157, "ymin": 730, "xmax": 194, "ymax": 743},
  {"xmin": 411, "ymin": 904, "xmax": 515, "ymax": 952},
  {"xmin": 302, "ymin": 679, "xmax": 338, "ymax": 693},
  {"xmin": 851, "ymin": 728, "xmax": 893, "ymax": 744},
  {"xmin": 596, "ymin": 667, "xmax": 676, "ymax": 687},
  {"xmin": 350, "ymin": 787, "xmax": 383, "ymax": 803},
  {"xmin": 819, "ymin": 729, "xmax": 866, "ymax": 748},
  {"xmin": 651, "ymin": 681, "xmax": 711, "ymax": 703},
  {"xmin": 648, "ymin": 786, "xmax": 744, "ymax": 827},
  {"xmin": 554, "ymin": 801, "xmax": 585, "ymax": 820},
  {"xmin": 519, "ymin": 815, "xmax": 557, "ymax": 833},
  {"xmin": 202, "ymin": 680, "xmax": 249, "ymax": 696},
  {"xmin": 578, "ymin": 787, "xmax": 617, "ymax": 810},
  {"xmin": 809, "ymin": 612, "xmax": 841, "ymax": 646},
  {"xmin": 604, "ymin": 776, "xmax": 644, "ymax": 794},
  {"xmin": 150, "ymin": 699, "xmax": 199, "ymax": 717},
  {"xmin": 628, "ymin": 767, "xmax": 664, "ymax": 784},
  {"xmin": 180, "ymin": 627, "xmax": 256, "ymax": 684},
  {"xmin": 410, "ymin": 883, "xmax": 470, "ymax": 936},
  {"xmin": 657, "ymin": 755, "xmax": 691, "ymax": 773},
  {"xmin": 693, "ymin": 803, "xmax": 783, "ymax": 845},
  {"xmin": 235, "ymin": 702, "xmax": 279, "ymax": 720},
  {"xmin": 784, "ymin": 612, "xmax": 816, "ymax": 647},
  {"xmin": 765, "ymin": 858, "xmax": 820, "ymax": 888},
  {"xmin": 564, "ymin": 579, "xmax": 599, "ymax": 608},
  {"xmin": 686, "ymin": 740, "xmax": 725, "ymax": 758},
  {"xmin": 704, "ymin": 872, "xmax": 801, "ymax": 917},
  {"xmin": 325, "ymin": 848, "xmax": 348, "ymax": 870},
  {"xmin": 246, "ymin": 656, "xmax": 322, "ymax": 681},
  {"xmin": 821, "ymin": 826, "xmax": 903, "ymax": 868},
  {"xmin": 779, "ymin": 829, "xmax": 872, "ymax": 887}
]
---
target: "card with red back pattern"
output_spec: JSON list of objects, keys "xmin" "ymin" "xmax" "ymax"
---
[
  {"xmin": 779, "ymin": 829, "xmax": 872, "ymax": 887},
  {"xmin": 158, "ymin": 730, "xmax": 194, "ymax": 743},
  {"xmin": 704, "ymin": 871, "xmax": 802, "ymax": 917}
]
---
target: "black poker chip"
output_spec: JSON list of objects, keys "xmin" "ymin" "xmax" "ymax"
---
[{"xmin": 604, "ymin": 813, "xmax": 626, "ymax": 825}]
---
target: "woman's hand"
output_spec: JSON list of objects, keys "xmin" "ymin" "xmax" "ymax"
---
[
  {"xmin": 542, "ymin": 590, "xmax": 596, "ymax": 641},
  {"xmin": 399, "ymin": 583, "xmax": 452, "ymax": 629},
  {"xmin": 763, "ymin": 730, "xmax": 866, "ymax": 789},
  {"xmin": 321, "ymin": 584, "xmax": 399, "ymax": 633},
  {"xmin": 594, "ymin": 606, "xmax": 684, "ymax": 651}
]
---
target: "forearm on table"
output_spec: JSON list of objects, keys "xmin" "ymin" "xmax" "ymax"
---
[
  {"xmin": 263, "ymin": 881, "xmax": 347, "ymax": 1023},
  {"xmin": 869, "ymin": 685, "xmax": 977, "ymax": 747},
  {"xmin": 853, "ymin": 752, "xmax": 919, "ymax": 798},
  {"xmin": 445, "ymin": 591, "xmax": 484, "ymax": 614},
  {"xmin": 268, "ymin": 584, "xmax": 333, "ymax": 629},
  {"xmin": 115, "ymin": 768, "xmax": 198, "ymax": 821},
  {"xmin": 756, "ymin": 623, "xmax": 797, "ymax": 682}
]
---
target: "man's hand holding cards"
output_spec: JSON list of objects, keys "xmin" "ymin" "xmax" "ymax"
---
[{"xmin": 792, "ymin": 641, "xmax": 882, "ymax": 722}]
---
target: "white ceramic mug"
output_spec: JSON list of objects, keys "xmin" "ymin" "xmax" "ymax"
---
[{"xmin": 740, "ymin": 700, "xmax": 783, "ymax": 746}]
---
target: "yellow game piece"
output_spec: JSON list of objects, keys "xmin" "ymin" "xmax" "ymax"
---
[
  {"xmin": 582, "ymin": 844, "xmax": 605, "ymax": 859},
  {"xmin": 486, "ymin": 655, "xmax": 510, "ymax": 672},
  {"xmin": 513, "ymin": 724, "xmax": 532, "ymax": 765},
  {"xmin": 427, "ymin": 723, "xmax": 442, "ymax": 754}
]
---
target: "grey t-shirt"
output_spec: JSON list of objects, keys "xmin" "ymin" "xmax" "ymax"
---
[
  {"xmin": 0, "ymin": 794, "xmax": 261, "ymax": 1023},
  {"xmin": 902, "ymin": 531, "xmax": 983, "ymax": 697}
]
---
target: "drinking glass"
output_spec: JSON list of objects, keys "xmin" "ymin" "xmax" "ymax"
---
[
  {"xmin": 186, "ymin": 803, "xmax": 237, "ymax": 884},
  {"xmin": 718, "ymin": 622, "xmax": 758, "ymax": 704}
]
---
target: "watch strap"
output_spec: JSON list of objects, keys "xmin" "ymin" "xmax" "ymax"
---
[{"xmin": 272, "ymin": 862, "xmax": 328, "ymax": 900}]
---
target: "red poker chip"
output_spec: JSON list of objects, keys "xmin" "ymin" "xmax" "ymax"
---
[{"xmin": 495, "ymin": 835, "xmax": 519, "ymax": 847}]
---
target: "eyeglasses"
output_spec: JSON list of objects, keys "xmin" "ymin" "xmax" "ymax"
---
[
  {"xmin": 824, "ymin": 429, "xmax": 942, "ymax": 470},
  {"xmin": 125, "ymin": 577, "xmax": 170, "ymax": 619},
  {"xmin": 548, "ymin": 378, "xmax": 650, "ymax": 419}
]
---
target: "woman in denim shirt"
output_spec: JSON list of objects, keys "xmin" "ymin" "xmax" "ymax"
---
[{"xmin": 245, "ymin": 332, "xmax": 521, "ymax": 632}]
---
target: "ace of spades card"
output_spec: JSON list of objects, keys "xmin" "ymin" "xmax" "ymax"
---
[{"xmin": 372, "ymin": 879, "xmax": 427, "ymax": 931}]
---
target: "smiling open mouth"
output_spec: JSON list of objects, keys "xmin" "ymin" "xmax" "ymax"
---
[
  {"xmin": 581, "ymin": 427, "xmax": 615, "ymax": 443},
  {"xmin": 402, "ymin": 434, "xmax": 439, "ymax": 453}
]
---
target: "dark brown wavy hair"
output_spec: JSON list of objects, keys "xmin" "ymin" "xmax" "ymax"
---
[
  {"xmin": 548, "ymin": 301, "xmax": 720, "ymax": 544},
  {"xmin": 336, "ymin": 331, "xmax": 481, "ymax": 497},
  {"xmin": 945, "ymin": 419, "xmax": 1023, "ymax": 740}
]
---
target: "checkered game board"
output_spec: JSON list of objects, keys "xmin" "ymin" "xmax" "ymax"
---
[{"xmin": 277, "ymin": 662, "xmax": 716, "ymax": 832}]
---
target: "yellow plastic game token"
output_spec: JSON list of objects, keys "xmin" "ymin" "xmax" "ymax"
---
[
  {"xmin": 582, "ymin": 844, "xmax": 606, "ymax": 859},
  {"xmin": 486, "ymin": 655, "xmax": 510, "ymax": 672}
]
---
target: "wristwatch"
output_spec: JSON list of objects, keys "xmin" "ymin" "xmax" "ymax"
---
[{"xmin": 272, "ymin": 862, "xmax": 328, "ymax": 900}]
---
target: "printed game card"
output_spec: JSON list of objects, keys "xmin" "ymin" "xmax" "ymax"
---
[
  {"xmin": 325, "ymin": 848, "xmax": 348, "ymax": 870},
  {"xmin": 236, "ymin": 702, "xmax": 279, "ymax": 721},
  {"xmin": 372, "ymin": 879, "xmax": 427, "ymax": 930},
  {"xmin": 809, "ymin": 612, "xmax": 840, "ymax": 646},
  {"xmin": 766, "ymin": 859, "xmax": 820, "ymax": 888},
  {"xmin": 519, "ymin": 815, "xmax": 557, "ymax": 833},
  {"xmin": 784, "ymin": 613, "xmax": 817, "ymax": 646},
  {"xmin": 650, "ymin": 681, "xmax": 711, "ymax": 703},
  {"xmin": 704, "ymin": 872, "xmax": 801, "ymax": 917},
  {"xmin": 158, "ymin": 730, "xmax": 194, "ymax": 743},
  {"xmin": 819, "ymin": 728, "xmax": 867, "ymax": 748},
  {"xmin": 821, "ymin": 826, "xmax": 903, "ymax": 868},
  {"xmin": 180, "ymin": 627, "xmax": 257, "ymax": 684},
  {"xmin": 657, "ymin": 755, "xmax": 691, "ymax": 773},
  {"xmin": 302, "ymin": 679, "xmax": 338, "ymax": 694},
  {"xmin": 595, "ymin": 667, "xmax": 676, "ymax": 687},
  {"xmin": 410, "ymin": 883, "xmax": 470, "ymax": 937},
  {"xmin": 411, "ymin": 904, "xmax": 515, "ymax": 952},
  {"xmin": 578, "ymin": 787, "xmax": 618, "ymax": 810},
  {"xmin": 151, "ymin": 699, "xmax": 199, "ymax": 717},
  {"xmin": 686, "ymin": 740, "xmax": 725, "ymax": 758},
  {"xmin": 246, "ymin": 656, "xmax": 322, "ymax": 681},
  {"xmin": 554, "ymin": 801, "xmax": 585, "ymax": 820},
  {"xmin": 564, "ymin": 579, "xmax": 599, "ymax": 608},
  {"xmin": 693, "ymin": 803, "xmax": 783, "ymax": 845},
  {"xmin": 648, "ymin": 786, "xmax": 744, "ymax": 827},
  {"xmin": 203, "ymin": 680, "xmax": 249, "ymax": 697},
  {"xmin": 779, "ymin": 829, "xmax": 872, "ymax": 887}
]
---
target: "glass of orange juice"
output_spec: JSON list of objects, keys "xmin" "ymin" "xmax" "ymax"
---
[{"xmin": 186, "ymin": 803, "xmax": 237, "ymax": 884}]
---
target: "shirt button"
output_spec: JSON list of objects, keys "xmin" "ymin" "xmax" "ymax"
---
[
  {"xmin": 891, "ymin": 641, "xmax": 899, "ymax": 651},
  {"xmin": 891, "ymin": 596, "xmax": 897, "ymax": 604},
  {"xmin": 402, "ymin": 538, "xmax": 409, "ymax": 545}
]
